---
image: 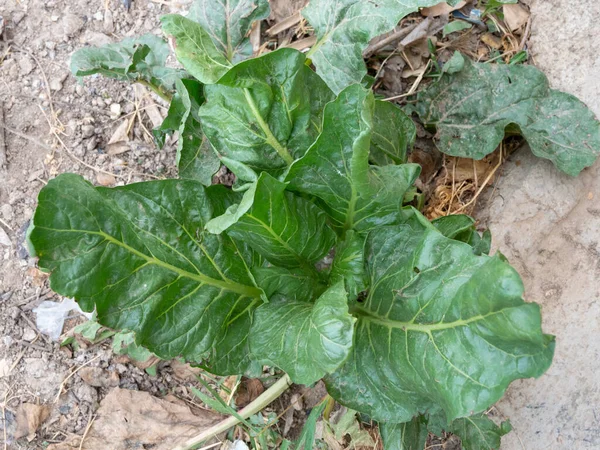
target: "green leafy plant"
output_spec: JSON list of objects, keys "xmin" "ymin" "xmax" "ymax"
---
[{"xmin": 32, "ymin": 0, "xmax": 600, "ymax": 449}]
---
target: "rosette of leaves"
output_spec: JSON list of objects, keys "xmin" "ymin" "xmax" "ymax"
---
[
  {"xmin": 31, "ymin": 80, "xmax": 554, "ymax": 448},
  {"xmin": 38, "ymin": 1, "xmax": 583, "ymax": 447}
]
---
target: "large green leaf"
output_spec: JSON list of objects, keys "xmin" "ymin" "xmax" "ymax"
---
[
  {"xmin": 155, "ymin": 78, "xmax": 220, "ymax": 185},
  {"xmin": 70, "ymin": 34, "xmax": 183, "ymax": 93},
  {"xmin": 428, "ymin": 412, "xmax": 512, "ymax": 450},
  {"xmin": 379, "ymin": 416, "xmax": 428, "ymax": 450},
  {"xmin": 286, "ymin": 85, "xmax": 421, "ymax": 232},
  {"xmin": 303, "ymin": 0, "xmax": 448, "ymax": 93},
  {"xmin": 227, "ymin": 173, "xmax": 336, "ymax": 270},
  {"xmin": 325, "ymin": 222, "xmax": 555, "ymax": 423},
  {"xmin": 187, "ymin": 0, "xmax": 270, "ymax": 63},
  {"xmin": 199, "ymin": 48, "xmax": 335, "ymax": 173},
  {"xmin": 31, "ymin": 174, "xmax": 263, "ymax": 375},
  {"xmin": 249, "ymin": 282, "xmax": 355, "ymax": 385},
  {"xmin": 414, "ymin": 54, "xmax": 600, "ymax": 176}
]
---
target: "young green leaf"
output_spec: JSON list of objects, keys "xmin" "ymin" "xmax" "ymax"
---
[
  {"xmin": 155, "ymin": 78, "xmax": 220, "ymax": 185},
  {"xmin": 250, "ymin": 283, "xmax": 355, "ymax": 385},
  {"xmin": 199, "ymin": 48, "xmax": 335, "ymax": 173},
  {"xmin": 70, "ymin": 34, "xmax": 183, "ymax": 94},
  {"xmin": 253, "ymin": 266, "xmax": 326, "ymax": 303},
  {"xmin": 414, "ymin": 53, "xmax": 600, "ymax": 176},
  {"xmin": 431, "ymin": 214, "xmax": 491, "ymax": 255},
  {"xmin": 370, "ymin": 100, "xmax": 416, "ymax": 166},
  {"xmin": 325, "ymin": 222, "xmax": 555, "ymax": 423},
  {"xmin": 330, "ymin": 231, "xmax": 367, "ymax": 300},
  {"xmin": 31, "ymin": 174, "xmax": 263, "ymax": 375},
  {"xmin": 161, "ymin": 14, "xmax": 232, "ymax": 84},
  {"xmin": 227, "ymin": 173, "xmax": 336, "ymax": 270},
  {"xmin": 379, "ymin": 415, "xmax": 428, "ymax": 450},
  {"xmin": 303, "ymin": 0, "xmax": 452, "ymax": 93},
  {"xmin": 187, "ymin": 0, "xmax": 270, "ymax": 63},
  {"xmin": 286, "ymin": 85, "xmax": 421, "ymax": 232}
]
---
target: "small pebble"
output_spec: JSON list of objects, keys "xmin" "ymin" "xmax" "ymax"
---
[
  {"xmin": 96, "ymin": 173, "xmax": 116, "ymax": 186},
  {"xmin": 49, "ymin": 78, "xmax": 63, "ymax": 92},
  {"xmin": 22, "ymin": 327, "xmax": 37, "ymax": 342},
  {"xmin": 81, "ymin": 124, "xmax": 95, "ymax": 138},
  {"xmin": 109, "ymin": 103, "xmax": 121, "ymax": 119}
]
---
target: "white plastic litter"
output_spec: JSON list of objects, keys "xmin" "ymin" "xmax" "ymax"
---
[
  {"xmin": 232, "ymin": 441, "xmax": 249, "ymax": 450},
  {"xmin": 33, "ymin": 299, "xmax": 93, "ymax": 340}
]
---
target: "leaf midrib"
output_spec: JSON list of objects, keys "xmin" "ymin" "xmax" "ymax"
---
[
  {"xmin": 351, "ymin": 304, "xmax": 510, "ymax": 333},
  {"xmin": 242, "ymin": 88, "xmax": 294, "ymax": 165},
  {"xmin": 36, "ymin": 226, "xmax": 262, "ymax": 298}
]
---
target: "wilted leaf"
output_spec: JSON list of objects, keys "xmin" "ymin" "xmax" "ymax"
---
[
  {"xmin": 52, "ymin": 388, "xmax": 223, "ymax": 450},
  {"xmin": 379, "ymin": 415, "xmax": 428, "ymax": 450},
  {"xmin": 250, "ymin": 282, "xmax": 354, "ymax": 385},
  {"xmin": 31, "ymin": 174, "xmax": 263, "ymax": 375},
  {"xmin": 187, "ymin": 0, "xmax": 270, "ymax": 62},
  {"xmin": 286, "ymin": 85, "xmax": 421, "ymax": 232},
  {"xmin": 303, "ymin": 0, "xmax": 454, "ymax": 93},
  {"xmin": 414, "ymin": 54, "xmax": 600, "ymax": 176},
  {"xmin": 325, "ymin": 219, "xmax": 555, "ymax": 423},
  {"xmin": 330, "ymin": 408, "xmax": 376, "ymax": 447},
  {"xmin": 14, "ymin": 403, "xmax": 50, "ymax": 441},
  {"xmin": 70, "ymin": 34, "xmax": 183, "ymax": 92},
  {"xmin": 200, "ymin": 48, "xmax": 334, "ymax": 173}
]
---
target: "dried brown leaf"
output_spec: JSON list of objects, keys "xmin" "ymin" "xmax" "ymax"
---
[
  {"xmin": 503, "ymin": 3, "xmax": 530, "ymax": 31},
  {"xmin": 14, "ymin": 403, "xmax": 51, "ymax": 441},
  {"xmin": 48, "ymin": 388, "xmax": 223, "ymax": 450},
  {"xmin": 421, "ymin": 1, "xmax": 466, "ymax": 17}
]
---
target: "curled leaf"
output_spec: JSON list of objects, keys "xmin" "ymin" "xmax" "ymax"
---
[{"xmin": 70, "ymin": 34, "xmax": 183, "ymax": 93}]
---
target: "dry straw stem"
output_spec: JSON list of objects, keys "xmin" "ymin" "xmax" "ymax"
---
[
  {"xmin": 54, "ymin": 355, "xmax": 101, "ymax": 403},
  {"xmin": 174, "ymin": 374, "xmax": 292, "ymax": 450}
]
